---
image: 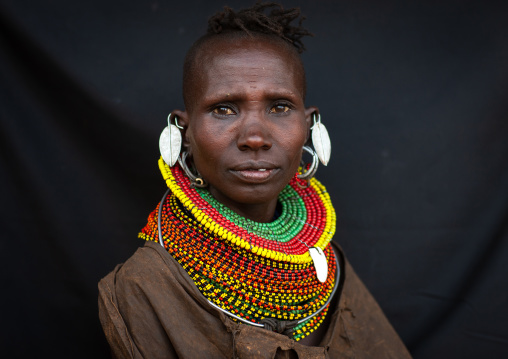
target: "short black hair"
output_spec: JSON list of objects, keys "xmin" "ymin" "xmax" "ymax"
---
[
  {"xmin": 182, "ymin": 2, "xmax": 312, "ymax": 109},
  {"xmin": 207, "ymin": 2, "xmax": 312, "ymax": 54}
]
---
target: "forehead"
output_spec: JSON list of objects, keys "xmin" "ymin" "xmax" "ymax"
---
[
  {"xmin": 185, "ymin": 35, "xmax": 306, "ymax": 107},
  {"xmin": 199, "ymin": 34, "xmax": 299, "ymax": 61}
]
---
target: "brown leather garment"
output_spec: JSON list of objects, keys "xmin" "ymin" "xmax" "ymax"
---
[{"xmin": 99, "ymin": 241, "xmax": 412, "ymax": 358}]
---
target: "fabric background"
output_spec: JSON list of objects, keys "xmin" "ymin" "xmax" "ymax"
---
[{"xmin": 1, "ymin": 1, "xmax": 507, "ymax": 358}]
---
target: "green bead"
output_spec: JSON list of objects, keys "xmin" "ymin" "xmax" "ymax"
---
[{"xmin": 196, "ymin": 186, "xmax": 307, "ymax": 243}]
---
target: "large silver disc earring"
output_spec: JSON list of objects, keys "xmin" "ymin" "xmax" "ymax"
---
[
  {"xmin": 311, "ymin": 113, "xmax": 331, "ymax": 166},
  {"xmin": 159, "ymin": 113, "xmax": 183, "ymax": 167},
  {"xmin": 297, "ymin": 146, "xmax": 319, "ymax": 185},
  {"xmin": 178, "ymin": 151, "xmax": 208, "ymax": 188}
]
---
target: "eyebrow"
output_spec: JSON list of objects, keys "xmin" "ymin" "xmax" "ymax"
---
[{"xmin": 202, "ymin": 88, "xmax": 301, "ymax": 104}]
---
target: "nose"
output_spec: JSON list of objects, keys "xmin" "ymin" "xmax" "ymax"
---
[{"xmin": 236, "ymin": 113, "xmax": 272, "ymax": 151}]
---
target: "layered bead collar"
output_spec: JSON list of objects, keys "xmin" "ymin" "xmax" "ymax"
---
[{"xmin": 139, "ymin": 158, "xmax": 339, "ymax": 341}]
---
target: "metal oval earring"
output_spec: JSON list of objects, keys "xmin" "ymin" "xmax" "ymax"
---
[
  {"xmin": 178, "ymin": 151, "xmax": 208, "ymax": 188},
  {"xmin": 297, "ymin": 146, "xmax": 319, "ymax": 188}
]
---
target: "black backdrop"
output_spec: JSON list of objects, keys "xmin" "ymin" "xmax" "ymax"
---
[{"xmin": 1, "ymin": 1, "xmax": 507, "ymax": 358}]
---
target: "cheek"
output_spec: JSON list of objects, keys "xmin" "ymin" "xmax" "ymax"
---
[
  {"xmin": 191, "ymin": 136, "xmax": 216, "ymax": 163},
  {"xmin": 188, "ymin": 122, "xmax": 212, "ymax": 153},
  {"xmin": 283, "ymin": 122, "xmax": 308, "ymax": 153},
  {"xmin": 188, "ymin": 125, "xmax": 228, "ymax": 171},
  {"xmin": 278, "ymin": 122, "xmax": 307, "ymax": 174}
]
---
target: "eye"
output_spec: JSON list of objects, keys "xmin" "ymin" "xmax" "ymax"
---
[
  {"xmin": 212, "ymin": 106, "xmax": 236, "ymax": 116},
  {"xmin": 269, "ymin": 104, "xmax": 291, "ymax": 114}
]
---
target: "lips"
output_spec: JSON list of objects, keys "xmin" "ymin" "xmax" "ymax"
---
[{"xmin": 230, "ymin": 161, "xmax": 279, "ymax": 183}]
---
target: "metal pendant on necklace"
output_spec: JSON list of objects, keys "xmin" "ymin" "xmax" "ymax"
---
[{"xmin": 309, "ymin": 247, "xmax": 328, "ymax": 283}]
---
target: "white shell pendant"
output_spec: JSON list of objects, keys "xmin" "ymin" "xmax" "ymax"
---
[
  {"xmin": 159, "ymin": 124, "xmax": 182, "ymax": 167},
  {"xmin": 311, "ymin": 116, "xmax": 331, "ymax": 166},
  {"xmin": 309, "ymin": 247, "xmax": 328, "ymax": 283}
]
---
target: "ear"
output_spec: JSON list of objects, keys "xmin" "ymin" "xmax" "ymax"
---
[
  {"xmin": 304, "ymin": 106, "xmax": 319, "ymax": 144},
  {"xmin": 171, "ymin": 109, "xmax": 191, "ymax": 150}
]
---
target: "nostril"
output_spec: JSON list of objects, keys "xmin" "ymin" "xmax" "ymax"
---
[{"xmin": 238, "ymin": 134, "xmax": 272, "ymax": 151}]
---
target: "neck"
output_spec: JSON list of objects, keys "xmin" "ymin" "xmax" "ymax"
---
[{"xmin": 209, "ymin": 187, "xmax": 277, "ymax": 223}]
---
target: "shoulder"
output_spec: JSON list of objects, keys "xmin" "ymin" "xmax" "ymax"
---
[
  {"xmin": 327, "ymin": 244, "xmax": 412, "ymax": 358},
  {"xmin": 98, "ymin": 241, "xmax": 205, "ymax": 319},
  {"xmin": 98, "ymin": 241, "xmax": 233, "ymax": 359},
  {"xmin": 100, "ymin": 241, "xmax": 175, "ymax": 291},
  {"xmin": 98, "ymin": 242, "xmax": 185, "ymax": 358}
]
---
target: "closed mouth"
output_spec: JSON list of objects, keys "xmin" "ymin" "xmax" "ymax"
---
[
  {"xmin": 231, "ymin": 161, "xmax": 278, "ymax": 172},
  {"xmin": 230, "ymin": 163, "xmax": 279, "ymax": 183}
]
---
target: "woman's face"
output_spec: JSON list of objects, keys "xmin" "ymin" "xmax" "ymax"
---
[{"xmin": 179, "ymin": 37, "xmax": 315, "ymax": 222}]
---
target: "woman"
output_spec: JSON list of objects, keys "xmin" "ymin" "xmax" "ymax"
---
[{"xmin": 98, "ymin": 3, "xmax": 412, "ymax": 358}]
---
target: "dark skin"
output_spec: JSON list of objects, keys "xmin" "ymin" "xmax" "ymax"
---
[
  {"xmin": 173, "ymin": 36, "xmax": 330, "ymax": 346},
  {"xmin": 174, "ymin": 36, "xmax": 317, "ymax": 223}
]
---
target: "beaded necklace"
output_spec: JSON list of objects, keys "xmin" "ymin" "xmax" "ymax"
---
[{"xmin": 139, "ymin": 158, "xmax": 338, "ymax": 341}]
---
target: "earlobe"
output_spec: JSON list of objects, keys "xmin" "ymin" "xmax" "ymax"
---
[
  {"xmin": 171, "ymin": 110, "xmax": 192, "ymax": 148},
  {"xmin": 172, "ymin": 109, "xmax": 188, "ymax": 127}
]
